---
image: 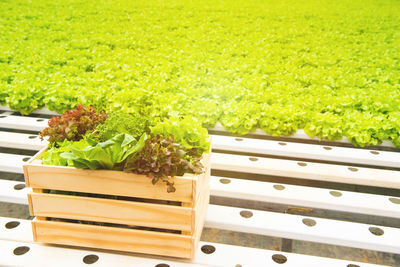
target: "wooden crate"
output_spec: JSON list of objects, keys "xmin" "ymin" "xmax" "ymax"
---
[{"xmin": 23, "ymin": 146, "xmax": 211, "ymax": 259}]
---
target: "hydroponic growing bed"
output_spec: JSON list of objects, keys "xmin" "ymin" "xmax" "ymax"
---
[
  {"xmin": 1, "ymin": 0, "xmax": 400, "ymax": 147},
  {"xmin": 1, "ymin": 0, "xmax": 400, "ymax": 265}
]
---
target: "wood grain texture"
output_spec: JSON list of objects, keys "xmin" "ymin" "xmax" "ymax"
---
[
  {"xmin": 24, "ymin": 145, "xmax": 211, "ymax": 258},
  {"xmin": 32, "ymin": 219, "xmax": 193, "ymax": 258},
  {"xmin": 25, "ymin": 164, "xmax": 195, "ymax": 202},
  {"xmin": 30, "ymin": 192, "xmax": 192, "ymax": 231}
]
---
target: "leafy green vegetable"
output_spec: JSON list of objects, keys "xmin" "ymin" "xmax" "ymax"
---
[
  {"xmin": 151, "ymin": 117, "xmax": 210, "ymax": 156},
  {"xmin": 60, "ymin": 133, "xmax": 147, "ymax": 170},
  {"xmin": 220, "ymin": 101, "xmax": 262, "ymax": 135},
  {"xmin": 42, "ymin": 139, "xmax": 89, "ymax": 166},
  {"xmin": 39, "ymin": 105, "xmax": 107, "ymax": 143},
  {"xmin": 93, "ymin": 112, "xmax": 149, "ymax": 142},
  {"xmin": 124, "ymin": 134, "xmax": 204, "ymax": 193}
]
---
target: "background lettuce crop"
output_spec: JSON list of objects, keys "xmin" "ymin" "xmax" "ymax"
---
[{"xmin": 1, "ymin": 0, "xmax": 400, "ymax": 147}]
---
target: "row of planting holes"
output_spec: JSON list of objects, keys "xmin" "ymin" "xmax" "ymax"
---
[
  {"xmin": 234, "ymin": 137, "xmax": 381, "ymax": 155},
  {"xmin": 220, "ymin": 177, "xmax": 400, "ymax": 210},
  {"xmin": 3, "ymin": 220, "xmax": 268, "ymax": 266},
  {"xmin": 247, "ymin": 153, "xmax": 363, "ymax": 173},
  {"xmin": 0, "ymin": 222, "xmax": 364, "ymax": 267}
]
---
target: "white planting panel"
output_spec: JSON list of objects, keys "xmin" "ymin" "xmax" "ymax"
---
[
  {"xmin": 0, "ymin": 115, "xmax": 48, "ymax": 132},
  {"xmin": 0, "ymin": 180, "xmax": 29, "ymax": 205},
  {"xmin": 0, "ymin": 153, "xmax": 28, "ymax": 173},
  {"xmin": 0, "ymin": 219, "xmax": 384, "ymax": 267},
  {"xmin": 206, "ymin": 205, "xmax": 400, "ymax": 254},
  {"xmin": 211, "ymin": 135, "xmax": 400, "ymax": 167},
  {"xmin": 210, "ymin": 176, "xmax": 400, "ymax": 219},
  {"xmin": 0, "ymin": 131, "xmax": 47, "ymax": 150},
  {"xmin": 211, "ymin": 152, "xmax": 400, "ymax": 189}
]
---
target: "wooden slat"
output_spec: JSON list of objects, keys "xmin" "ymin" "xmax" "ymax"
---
[
  {"xmin": 33, "ymin": 218, "xmax": 192, "ymax": 258},
  {"xmin": 29, "ymin": 192, "xmax": 192, "ymax": 231},
  {"xmin": 211, "ymin": 134, "xmax": 400, "ymax": 167},
  {"xmin": 211, "ymin": 152, "xmax": 400, "ymax": 189},
  {"xmin": 206, "ymin": 204, "xmax": 400, "ymax": 254},
  {"xmin": 24, "ymin": 163, "xmax": 195, "ymax": 203}
]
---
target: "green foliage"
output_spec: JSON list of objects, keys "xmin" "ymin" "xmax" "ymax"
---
[
  {"xmin": 151, "ymin": 117, "xmax": 210, "ymax": 156},
  {"xmin": 124, "ymin": 134, "xmax": 204, "ymax": 193},
  {"xmin": 39, "ymin": 105, "xmax": 107, "ymax": 143},
  {"xmin": 60, "ymin": 133, "xmax": 147, "ymax": 170},
  {"xmin": 260, "ymin": 105, "xmax": 308, "ymax": 137},
  {"xmin": 41, "ymin": 139, "xmax": 87, "ymax": 166},
  {"xmin": 2, "ymin": 0, "xmax": 400, "ymax": 147},
  {"xmin": 93, "ymin": 112, "xmax": 149, "ymax": 142},
  {"xmin": 220, "ymin": 101, "xmax": 262, "ymax": 135},
  {"xmin": 304, "ymin": 112, "xmax": 344, "ymax": 141}
]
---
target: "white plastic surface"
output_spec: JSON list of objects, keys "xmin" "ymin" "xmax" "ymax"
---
[
  {"xmin": 0, "ymin": 115, "xmax": 48, "ymax": 132},
  {"xmin": 211, "ymin": 134, "xmax": 400, "ymax": 167},
  {"xmin": 0, "ymin": 218, "xmax": 384, "ymax": 267},
  {"xmin": 211, "ymin": 152, "xmax": 400, "ymax": 188},
  {"xmin": 0, "ymin": 131, "xmax": 47, "ymax": 150},
  {"xmin": 210, "ymin": 176, "xmax": 400, "ymax": 218},
  {"xmin": 206, "ymin": 204, "xmax": 400, "ymax": 254}
]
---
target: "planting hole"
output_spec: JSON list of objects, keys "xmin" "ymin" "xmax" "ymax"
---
[
  {"xmin": 329, "ymin": 191, "xmax": 342, "ymax": 197},
  {"xmin": 155, "ymin": 264, "xmax": 170, "ymax": 267},
  {"xmin": 0, "ymin": 115, "xmax": 6, "ymax": 118},
  {"xmin": 272, "ymin": 254, "xmax": 287, "ymax": 264},
  {"xmin": 14, "ymin": 184, "xmax": 25, "ymax": 190},
  {"xmin": 28, "ymin": 135, "xmax": 37, "ymax": 139},
  {"xmin": 13, "ymin": 246, "xmax": 29, "ymax": 256},
  {"xmin": 348, "ymin": 167, "xmax": 358, "ymax": 172},
  {"xmin": 389, "ymin": 197, "xmax": 400, "ymax": 204},
  {"xmin": 219, "ymin": 178, "xmax": 231, "ymax": 184},
  {"xmin": 235, "ymin": 138, "xmax": 244, "ymax": 141},
  {"xmin": 240, "ymin": 210, "xmax": 253, "ymax": 218},
  {"xmin": 369, "ymin": 227, "xmax": 384, "ymax": 236},
  {"xmin": 273, "ymin": 184, "xmax": 285, "ymax": 191},
  {"xmin": 347, "ymin": 264, "xmax": 360, "ymax": 267},
  {"xmin": 36, "ymin": 119, "xmax": 44, "ymax": 122},
  {"xmin": 22, "ymin": 157, "xmax": 30, "ymax": 162},
  {"xmin": 370, "ymin": 151, "xmax": 380, "ymax": 155},
  {"xmin": 302, "ymin": 218, "xmax": 316, "ymax": 227},
  {"xmin": 5, "ymin": 221, "xmax": 20, "ymax": 229},
  {"xmin": 249, "ymin": 157, "xmax": 258, "ymax": 162},
  {"xmin": 201, "ymin": 245, "xmax": 216, "ymax": 254},
  {"xmin": 297, "ymin": 162, "xmax": 307, "ymax": 167},
  {"xmin": 323, "ymin": 146, "xmax": 332, "ymax": 150},
  {"xmin": 278, "ymin": 142, "xmax": 287, "ymax": 146},
  {"xmin": 83, "ymin": 254, "xmax": 99, "ymax": 264}
]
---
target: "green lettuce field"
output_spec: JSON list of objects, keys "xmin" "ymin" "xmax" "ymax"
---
[{"xmin": 1, "ymin": 0, "xmax": 400, "ymax": 146}]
